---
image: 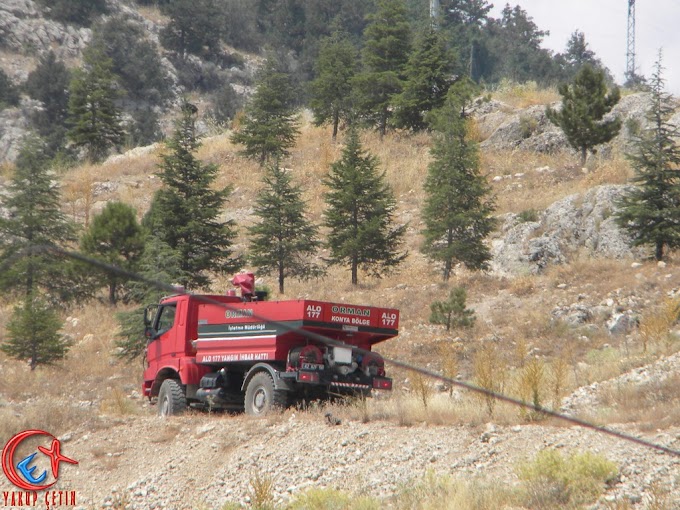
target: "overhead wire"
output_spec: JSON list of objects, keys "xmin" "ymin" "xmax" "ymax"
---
[{"xmin": 6, "ymin": 243, "xmax": 680, "ymax": 457}]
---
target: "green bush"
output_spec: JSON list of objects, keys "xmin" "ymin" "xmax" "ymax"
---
[
  {"xmin": 518, "ymin": 208, "xmax": 539, "ymax": 223},
  {"xmin": 517, "ymin": 449, "xmax": 617, "ymax": 509},
  {"xmin": 36, "ymin": 0, "xmax": 107, "ymax": 25},
  {"xmin": 519, "ymin": 114, "xmax": 539, "ymax": 139},
  {"xmin": 288, "ymin": 488, "xmax": 379, "ymax": 510},
  {"xmin": 0, "ymin": 69, "xmax": 20, "ymax": 110}
]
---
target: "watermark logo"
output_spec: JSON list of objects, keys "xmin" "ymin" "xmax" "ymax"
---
[{"xmin": 2, "ymin": 430, "xmax": 78, "ymax": 508}]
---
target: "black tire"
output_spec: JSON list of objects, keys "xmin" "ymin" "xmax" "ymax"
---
[
  {"xmin": 244, "ymin": 372, "xmax": 287, "ymax": 416},
  {"xmin": 158, "ymin": 379, "xmax": 187, "ymax": 417}
]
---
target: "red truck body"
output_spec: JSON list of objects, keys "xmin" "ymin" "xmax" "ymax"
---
[{"xmin": 142, "ymin": 279, "xmax": 399, "ymax": 416}]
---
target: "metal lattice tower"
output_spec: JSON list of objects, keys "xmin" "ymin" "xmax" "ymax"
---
[{"xmin": 626, "ymin": 0, "xmax": 636, "ymax": 81}]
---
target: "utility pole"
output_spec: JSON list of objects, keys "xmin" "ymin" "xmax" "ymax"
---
[{"xmin": 626, "ymin": 0, "xmax": 636, "ymax": 83}]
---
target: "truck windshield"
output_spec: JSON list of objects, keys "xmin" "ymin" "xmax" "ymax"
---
[{"xmin": 156, "ymin": 305, "xmax": 176, "ymax": 335}]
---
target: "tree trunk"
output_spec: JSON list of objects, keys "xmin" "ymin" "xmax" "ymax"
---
[
  {"xmin": 443, "ymin": 228, "xmax": 453, "ymax": 281},
  {"xmin": 278, "ymin": 259, "xmax": 285, "ymax": 294},
  {"xmin": 109, "ymin": 281, "xmax": 117, "ymax": 305},
  {"xmin": 351, "ymin": 257, "xmax": 358, "ymax": 285},
  {"xmin": 655, "ymin": 241, "xmax": 664, "ymax": 261},
  {"xmin": 379, "ymin": 110, "xmax": 387, "ymax": 140},
  {"xmin": 332, "ymin": 110, "xmax": 339, "ymax": 140},
  {"xmin": 580, "ymin": 147, "xmax": 587, "ymax": 166}
]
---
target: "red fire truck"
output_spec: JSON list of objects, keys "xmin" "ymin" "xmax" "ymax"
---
[{"xmin": 142, "ymin": 273, "xmax": 399, "ymax": 416}]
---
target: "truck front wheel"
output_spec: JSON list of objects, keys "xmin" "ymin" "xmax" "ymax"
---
[
  {"xmin": 158, "ymin": 379, "xmax": 187, "ymax": 417},
  {"xmin": 244, "ymin": 372, "xmax": 286, "ymax": 416}
]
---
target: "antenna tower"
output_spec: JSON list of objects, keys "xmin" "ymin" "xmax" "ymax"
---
[{"xmin": 626, "ymin": 0, "xmax": 636, "ymax": 82}]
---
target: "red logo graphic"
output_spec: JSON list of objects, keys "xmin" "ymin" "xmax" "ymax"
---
[{"xmin": 2, "ymin": 430, "xmax": 78, "ymax": 491}]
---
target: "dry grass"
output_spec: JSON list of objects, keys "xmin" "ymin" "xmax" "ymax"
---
[
  {"xmin": 0, "ymin": 301, "xmax": 140, "ymax": 440},
  {"xmin": 489, "ymin": 80, "xmax": 560, "ymax": 109},
  {"xmin": 135, "ymin": 5, "xmax": 169, "ymax": 24},
  {"xmin": 100, "ymin": 388, "xmax": 139, "ymax": 416},
  {"xmin": 639, "ymin": 298, "xmax": 680, "ymax": 353},
  {"xmin": 391, "ymin": 471, "xmax": 515, "ymax": 510},
  {"xmin": 596, "ymin": 373, "xmax": 680, "ymax": 428},
  {"xmin": 248, "ymin": 473, "xmax": 276, "ymax": 510}
]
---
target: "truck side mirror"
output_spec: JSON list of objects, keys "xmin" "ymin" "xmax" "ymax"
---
[{"xmin": 144, "ymin": 305, "xmax": 158, "ymax": 328}]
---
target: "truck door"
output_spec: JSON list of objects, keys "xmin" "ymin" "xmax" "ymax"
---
[{"xmin": 146, "ymin": 304, "xmax": 178, "ymax": 377}]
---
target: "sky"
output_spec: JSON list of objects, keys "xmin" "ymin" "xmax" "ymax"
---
[{"xmin": 489, "ymin": 0, "xmax": 680, "ymax": 94}]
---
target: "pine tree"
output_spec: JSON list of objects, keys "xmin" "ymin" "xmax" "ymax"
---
[
  {"xmin": 91, "ymin": 16, "xmax": 171, "ymax": 105},
  {"xmin": 0, "ymin": 69, "xmax": 20, "ymax": 110},
  {"xmin": 352, "ymin": 0, "xmax": 411, "ymax": 138},
  {"xmin": 392, "ymin": 27, "xmax": 456, "ymax": 132},
  {"xmin": 421, "ymin": 80, "xmax": 496, "ymax": 281},
  {"xmin": 546, "ymin": 64, "xmax": 621, "ymax": 165},
  {"xmin": 249, "ymin": 164, "xmax": 323, "ymax": 294},
  {"xmin": 616, "ymin": 55, "xmax": 680, "ymax": 261},
  {"xmin": 559, "ymin": 31, "xmax": 603, "ymax": 80},
  {"xmin": 36, "ymin": 0, "xmax": 107, "ymax": 25},
  {"xmin": 230, "ymin": 57, "xmax": 300, "ymax": 165},
  {"xmin": 67, "ymin": 44, "xmax": 125, "ymax": 162},
  {"xmin": 160, "ymin": 0, "xmax": 223, "ymax": 60},
  {"xmin": 309, "ymin": 32, "xmax": 358, "ymax": 140},
  {"xmin": 80, "ymin": 201, "xmax": 145, "ymax": 304},
  {"xmin": 24, "ymin": 52, "xmax": 71, "ymax": 155},
  {"xmin": 0, "ymin": 136, "xmax": 77, "ymax": 301},
  {"xmin": 152, "ymin": 102, "xmax": 241, "ymax": 288},
  {"xmin": 323, "ymin": 128, "xmax": 407, "ymax": 285},
  {"xmin": 115, "ymin": 236, "xmax": 184, "ymax": 360},
  {"xmin": 1, "ymin": 295, "xmax": 72, "ymax": 370},
  {"xmin": 429, "ymin": 287, "xmax": 476, "ymax": 331}
]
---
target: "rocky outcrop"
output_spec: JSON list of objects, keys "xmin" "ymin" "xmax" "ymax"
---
[
  {"xmin": 0, "ymin": 98, "xmax": 40, "ymax": 162},
  {"xmin": 0, "ymin": 0, "xmax": 92, "ymax": 63},
  {"xmin": 491, "ymin": 185, "xmax": 642, "ymax": 275},
  {"xmin": 479, "ymin": 93, "xmax": 656, "ymax": 157}
]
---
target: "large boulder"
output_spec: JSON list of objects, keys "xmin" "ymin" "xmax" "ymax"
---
[{"xmin": 491, "ymin": 185, "xmax": 643, "ymax": 275}]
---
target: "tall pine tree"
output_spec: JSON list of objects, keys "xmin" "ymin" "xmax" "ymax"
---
[
  {"xmin": 231, "ymin": 56, "xmax": 300, "ymax": 165},
  {"xmin": 115, "ymin": 236, "xmax": 185, "ymax": 360},
  {"xmin": 249, "ymin": 164, "xmax": 323, "ymax": 293},
  {"xmin": 67, "ymin": 44, "xmax": 125, "ymax": 162},
  {"xmin": 616, "ymin": 55, "xmax": 680, "ymax": 261},
  {"xmin": 309, "ymin": 32, "xmax": 358, "ymax": 140},
  {"xmin": 546, "ymin": 64, "xmax": 621, "ymax": 165},
  {"xmin": 159, "ymin": 0, "xmax": 223, "ymax": 60},
  {"xmin": 392, "ymin": 26, "xmax": 456, "ymax": 131},
  {"xmin": 24, "ymin": 52, "xmax": 71, "ymax": 155},
  {"xmin": 323, "ymin": 128, "xmax": 406, "ymax": 285},
  {"xmin": 0, "ymin": 136, "xmax": 77, "ymax": 301},
  {"xmin": 352, "ymin": 0, "xmax": 411, "ymax": 138},
  {"xmin": 151, "ymin": 102, "xmax": 241, "ymax": 288},
  {"xmin": 421, "ymin": 80, "xmax": 496, "ymax": 281}
]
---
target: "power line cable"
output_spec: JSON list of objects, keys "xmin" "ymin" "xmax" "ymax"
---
[{"xmin": 5, "ymin": 243, "xmax": 680, "ymax": 457}]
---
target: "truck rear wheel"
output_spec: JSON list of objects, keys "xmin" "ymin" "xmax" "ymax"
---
[
  {"xmin": 158, "ymin": 379, "xmax": 186, "ymax": 417},
  {"xmin": 244, "ymin": 372, "xmax": 286, "ymax": 416}
]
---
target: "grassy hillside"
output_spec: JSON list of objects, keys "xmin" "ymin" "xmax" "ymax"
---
[{"xmin": 3, "ymin": 85, "xmax": 680, "ymax": 508}]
